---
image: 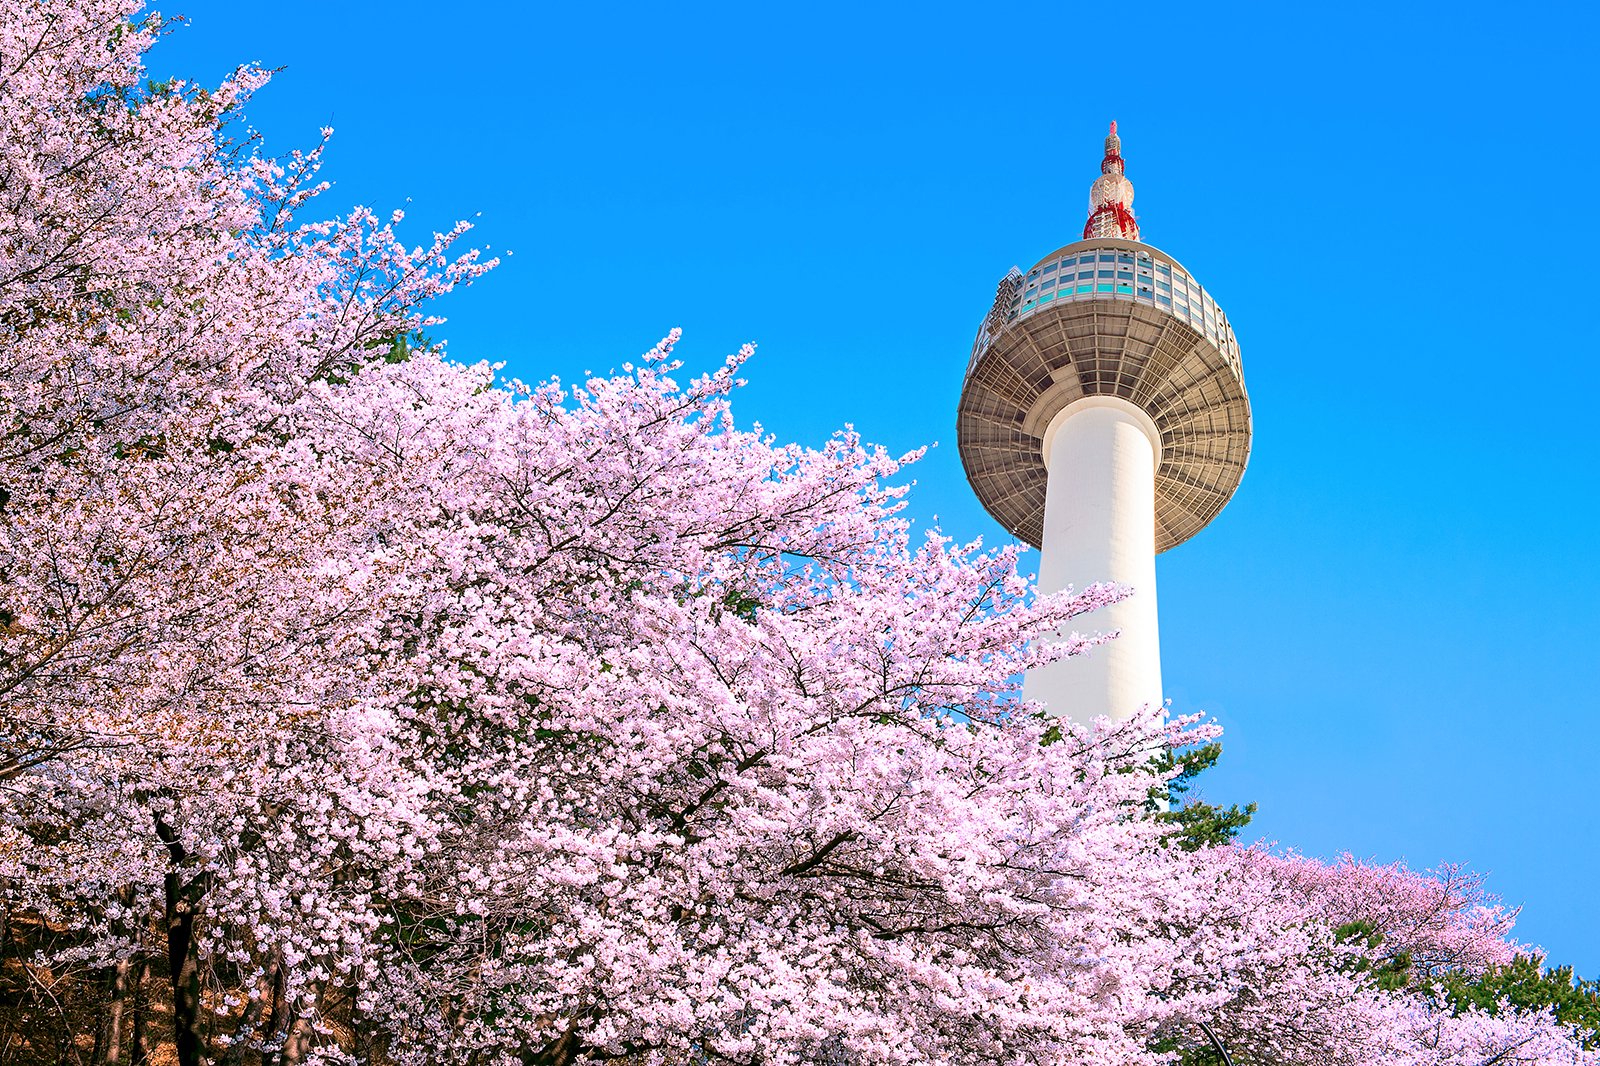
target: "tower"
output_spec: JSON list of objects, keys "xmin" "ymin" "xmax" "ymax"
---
[{"xmin": 957, "ymin": 123, "xmax": 1251, "ymax": 723}]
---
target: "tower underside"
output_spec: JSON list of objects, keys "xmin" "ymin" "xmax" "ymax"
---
[{"xmin": 958, "ymin": 239, "xmax": 1251, "ymax": 552}]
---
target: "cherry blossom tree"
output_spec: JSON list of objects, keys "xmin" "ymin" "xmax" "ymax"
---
[
  {"xmin": 0, "ymin": 0, "xmax": 487, "ymax": 1060},
  {"xmin": 0, "ymin": 3, "xmax": 1593, "ymax": 1066}
]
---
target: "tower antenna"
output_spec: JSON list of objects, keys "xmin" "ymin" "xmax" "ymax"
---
[{"xmin": 1084, "ymin": 120, "xmax": 1140, "ymax": 241}]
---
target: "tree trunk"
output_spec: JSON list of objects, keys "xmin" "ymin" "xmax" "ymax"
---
[
  {"xmin": 260, "ymin": 959, "xmax": 287, "ymax": 1066},
  {"xmin": 128, "ymin": 960, "xmax": 150, "ymax": 1066},
  {"xmin": 522, "ymin": 1025, "xmax": 583, "ymax": 1066},
  {"xmin": 276, "ymin": 1014, "xmax": 316, "ymax": 1066},
  {"xmin": 96, "ymin": 956, "xmax": 137, "ymax": 1065},
  {"xmin": 219, "ymin": 951, "xmax": 279, "ymax": 1065},
  {"xmin": 154, "ymin": 816, "xmax": 206, "ymax": 1066}
]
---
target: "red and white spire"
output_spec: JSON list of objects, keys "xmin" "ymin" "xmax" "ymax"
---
[{"xmin": 1084, "ymin": 120, "xmax": 1140, "ymax": 241}]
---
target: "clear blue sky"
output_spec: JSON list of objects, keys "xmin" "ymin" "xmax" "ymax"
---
[{"xmin": 156, "ymin": 1, "xmax": 1600, "ymax": 973}]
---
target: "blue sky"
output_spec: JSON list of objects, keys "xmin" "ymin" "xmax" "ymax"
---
[{"xmin": 156, "ymin": 1, "xmax": 1600, "ymax": 972}]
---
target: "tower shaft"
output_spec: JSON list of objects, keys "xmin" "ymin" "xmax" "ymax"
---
[{"xmin": 1024, "ymin": 398, "xmax": 1163, "ymax": 721}]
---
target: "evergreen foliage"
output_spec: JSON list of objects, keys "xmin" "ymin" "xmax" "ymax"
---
[
  {"xmin": 1437, "ymin": 955, "xmax": 1600, "ymax": 1049},
  {"xmin": 1149, "ymin": 741, "xmax": 1258, "ymax": 851}
]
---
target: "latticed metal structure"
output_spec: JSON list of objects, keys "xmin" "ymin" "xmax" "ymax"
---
[{"xmin": 957, "ymin": 125, "xmax": 1251, "ymax": 553}]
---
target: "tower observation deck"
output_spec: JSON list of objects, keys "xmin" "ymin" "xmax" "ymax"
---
[{"xmin": 957, "ymin": 123, "xmax": 1251, "ymax": 723}]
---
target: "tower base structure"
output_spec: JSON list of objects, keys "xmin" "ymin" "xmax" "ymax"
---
[{"xmin": 1023, "ymin": 397, "xmax": 1164, "ymax": 723}]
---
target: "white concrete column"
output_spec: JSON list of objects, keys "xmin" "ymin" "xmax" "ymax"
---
[{"xmin": 1023, "ymin": 396, "xmax": 1164, "ymax": 724}]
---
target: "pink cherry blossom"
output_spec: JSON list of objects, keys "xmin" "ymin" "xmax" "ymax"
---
[{"xmin": 0, "ymin": 3, "xmax": 1590, "ymax": 1065}]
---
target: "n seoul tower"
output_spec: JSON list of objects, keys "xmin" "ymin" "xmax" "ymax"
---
[{"xmin": 957, "ymin": 122, "xmax": 1251, "ymax": 723}]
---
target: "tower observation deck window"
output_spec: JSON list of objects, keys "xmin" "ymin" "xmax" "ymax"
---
[{"xmin": 974, "ymin": 241, "xmax": 1240, "ymax": 378}]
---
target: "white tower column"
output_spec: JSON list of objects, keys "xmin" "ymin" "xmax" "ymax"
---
[{"xmin": 1023, "ymin": 396, "xmax": 1164, "ymax": 723}]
